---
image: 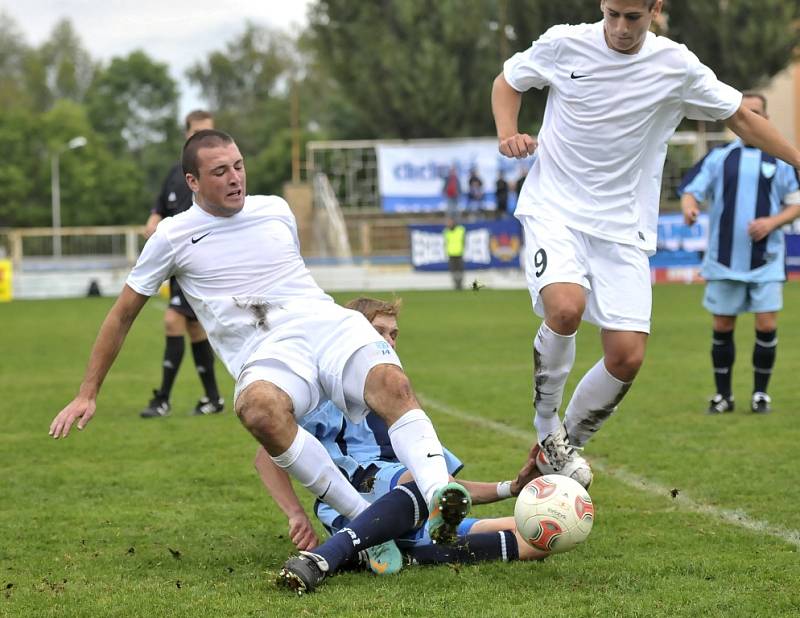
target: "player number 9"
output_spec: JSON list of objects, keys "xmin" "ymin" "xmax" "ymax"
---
[{"xmin": 534, "ymin": 248, "xmax": 547, "ymax": 277}]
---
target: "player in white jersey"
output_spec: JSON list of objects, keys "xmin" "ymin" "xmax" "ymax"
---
[
  {"xmin": 48, "ymin": 130, "xmax": 472, "ymax": 553},
  {"xmin": 491, "ymin": 0, "xmax": 800, "ymax": 486}
]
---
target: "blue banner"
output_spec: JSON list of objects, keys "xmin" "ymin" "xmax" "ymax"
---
[{"xmin": 409, "ymin": 218, "xmax": 523, "ymax": 271}]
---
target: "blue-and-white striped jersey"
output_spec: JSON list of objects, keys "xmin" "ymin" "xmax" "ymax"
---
[
  {"xmin": 300, "ymin": 400, "xmax": 463, "ymax": 486},
  {"xmin": 678, "ymin": 139, "xmax": 800, "ymax": 282}
]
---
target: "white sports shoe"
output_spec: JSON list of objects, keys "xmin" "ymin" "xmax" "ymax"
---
[{"xmin": 536, "ymin": 425, "xmax": 593, "ymax": 489}]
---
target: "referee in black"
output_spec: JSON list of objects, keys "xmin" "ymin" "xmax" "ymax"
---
[{"xmin": 140, "ymin": 110, "xmax": 223, "ymax": 418}]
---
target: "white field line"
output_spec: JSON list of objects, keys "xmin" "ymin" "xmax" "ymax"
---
[{"xmin": 419, "ymin": 392, "xmax": 800, "ymax": 550}]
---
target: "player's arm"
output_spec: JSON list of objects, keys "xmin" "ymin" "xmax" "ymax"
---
[
  {"xmin": 144, "ymin": 213, "xmax": 163, "ymax": 239},
  {"xmin": 491, "ymin": 73, "xmax": 537, "ymax": 159},
  {"xmin": 457, "ymin": 445, "xmax": 542, "ymax": 504},
  {"xmin": 726, "ymin": 105, "xmax": 800, "ymax": 169},
  {"xmin": 49, "ymin": 285, "xmax": 149, "ymax": 439},
  {"xmin": 254, "ymin": 446, "xmax": 319, "ymax": 550},
  {"xmin": 680, "ymin": 193, "xmax": 702, "ymax": 226},
  {"xmin": 748, "ymin": 202, "xmax": 800, "ymax": 242}
]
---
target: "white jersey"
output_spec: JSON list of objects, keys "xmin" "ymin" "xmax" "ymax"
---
[
  {"xmin": 126, "ymin": 195, "xmax": 332, "ymax": 377},
  {"xmin": 504, "ymin": 21, "xmax": 742, "ymax": 253}
]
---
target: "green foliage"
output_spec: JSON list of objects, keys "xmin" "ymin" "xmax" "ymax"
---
[
  {"xmin": 2, "ymin": 286, "xmax": 800, "ymax": 615},
  {"xmin": 307, "ymin": 0, "xmax": 502, "ymax": 139},
  {"xmin": 665, "ymin": 0, "xmax": 800, "ymax": 90}
]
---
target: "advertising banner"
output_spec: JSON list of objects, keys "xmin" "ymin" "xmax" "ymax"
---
[
  {"xmin": 376, "ymin": 139, "xmax": 531, "ymax": 213},
  {"xmin": 409, "ymin": 219, "xmax": 523, "ymax": 271}
]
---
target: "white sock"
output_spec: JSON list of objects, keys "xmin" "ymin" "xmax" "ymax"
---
[
  {"xmin": 270, "ymin": 426, "xmax": 369, "ymax": 520},
  {"xmin": 564, "ymin": 359, "xmax": 632, "ymax": 447},
  {"xmin": 533, "ymin": 323, "xmax": 577, "ymax": 442},
  {"xmin": 387, "ymin": 409, "xmax": 449, "ymax": 504}
]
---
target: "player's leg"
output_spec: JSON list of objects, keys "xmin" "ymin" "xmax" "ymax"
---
[
  {"xmin": 518, "ymin": 216, "xmax": 587, "ymax": 466},
  {"xmin": 235, "ymin": 366, "xmax": 369, "ymax": 522},
  {"xmin": 709, "ymin": 313, "xmax": 737, "ymax": 413},
  {"xmin": 280, "ymin": 478, "xmax": 428, "ymax": 593},
  {"xmin": 140, "ymin": 306, "xmax": 187, "ymax": 418},
  {"xmin": 355, "ymin": 358, "xmax": 471, "ymax": 543},
  {"xmin": 563, "ymin": 329, "xmax": 646, "ymax": 448},
  {"xmin": 749, "ymin": 281, "xmax": 782, "ymax": 413},
  {"xmin": 555, "ymin": 236, "xmax": 650, "ymax": 484},
  {"xmin": 704, "ymin": 279, "xmax": 745, "ymax": 413},
  {"xmin": 186, "ymin": 319, "xmax": 223, "ymax": 415}
]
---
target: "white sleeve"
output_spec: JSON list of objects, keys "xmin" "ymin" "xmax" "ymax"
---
[
  {"xmin": 503, "ymin": 26, "xmax": 561, "ymax": 92},
  {"xmin": 681, "ymin": 49, "xmax": 742, "ymax": 122},
  {"xmin": 125, "ymin": 229, "xmax": 177, "ymax": 297}
]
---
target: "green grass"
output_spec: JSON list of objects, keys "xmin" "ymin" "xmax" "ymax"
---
[{"xmin": 2, "ymin": 284, "xmax": 800, "ymax": 617}]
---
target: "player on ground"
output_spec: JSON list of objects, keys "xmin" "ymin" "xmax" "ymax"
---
[
  {"xmin": 491, "ymin": 0, "xmax": 800, "ymax": 486},
  {"xmin": 140, "ymin": 110, "xmax": 224, "ymax": 418},
  {"xmin": 48, "ymin": 130, "xmax": 472, "ymax": 553},
  {"xmin": 678, "ymin": 93, "xmax": 800, "ymax": 414},
  {"xmin": 258, "ymin": 297, "xmax": 545, "ymax": 593}
]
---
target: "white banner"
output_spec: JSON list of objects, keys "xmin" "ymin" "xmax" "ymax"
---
[{"xmin": 375, "ymin": 139, "xmax": 530, "ymax": 213}]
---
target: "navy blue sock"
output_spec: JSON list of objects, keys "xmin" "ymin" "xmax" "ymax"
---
[
  {"xmin": 711, "ymin": 329, "xmax": 734, "ymax": 397},
  {"xmin": 406, "ymin": 531, "xmax": 519, "ymax": 565},
  {"xmin": 159, "ymin": 336, "xmax": 184, "ymax": 398},
  {"xmin": 753, "ymin": 329, "xmax": 776, "ymax": 394},
  {"xmin": 313, "ymin": 482, "xmax": 428, "ymax": 573}
]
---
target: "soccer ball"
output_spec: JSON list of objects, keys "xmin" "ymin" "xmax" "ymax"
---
[{"xmin": 514, "ymin": 474, "xmax": 594, "ymax": 554}]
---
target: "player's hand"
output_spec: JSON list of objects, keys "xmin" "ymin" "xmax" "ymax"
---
[
  {"xmin": 49, "ymin": 396, "xmax": 97, "ymax": 439},
  {"xmin": 288, "ymin": 514, "xmax": 319, "ymax": 551},
  {"xmin": 498, "ymin": 133, "xmax": 537, "ymax": 159},
  {"xmin": 682, "ymin": 203, "xmax": 699, "ymax": 226},
  {"xmin": 748, "ymin": 217, "xmax": 774, "ymax": 242},
  {"xmin": 510, "ymin": 443, "xmax": 543, "ymax": 496}
]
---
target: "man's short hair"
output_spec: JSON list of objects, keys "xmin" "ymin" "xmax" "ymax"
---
[
  {"xmin": 184, "ymin": 109, "xmax": 213, "ymax": 132},
  {"xmin": 345, "ymin": 297, "xmax": 402, "ymax": 323},
  {"xmin": 742, "ymin": 92, "xmax": 768, "ymax": 113},
  {"xmin": 182, "ymin": 129, "xmax": 234, "ymax": 178}
]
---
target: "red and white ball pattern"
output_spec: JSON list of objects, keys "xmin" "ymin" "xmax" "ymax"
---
[{"xmin": 514, "ymin": 474, "xmax": 594, "ymax": 554}]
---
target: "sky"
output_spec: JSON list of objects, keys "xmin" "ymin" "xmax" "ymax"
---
[{"xmin": 0, "ymin": 0, "xmax": 312, "ymax": 117}]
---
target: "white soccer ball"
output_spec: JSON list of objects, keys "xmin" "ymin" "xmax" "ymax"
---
[{"xmin": 514, "ymin": 474, "xmax": 594, "ymax": 554}]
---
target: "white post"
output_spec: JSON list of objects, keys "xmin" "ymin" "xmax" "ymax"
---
[{"xmin": 51, "ymin": 152, "xmax": 61, "ymax": 258}]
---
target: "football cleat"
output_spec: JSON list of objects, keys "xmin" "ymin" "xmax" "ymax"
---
[
  {"xmin": 536, "ymin": 426, "xmax": 593, "ymax": 489},
  {"xmin": 707, "ymin": 393, "xmax": 734, "ymax": 415},
  {"xmin": 276, "ymin": 551, "xmax": 328, "ymax": 595},
  {"xmin": 192, "ymin": 396, "xmax": 225, "ymax": 416},
  {"xmin": 427, "ymin": 482, "xmax": 472, "ymax": 545},
  {"xmin": 535, "ymin": 446, "xmax": 593, "ymax": 489},
  {"xmin": 365, "ymin": 540, "xmax": 403, "ymax": 575},
  {"xmin": 751, "ymin": 392, "xmax": 771, "ymax": 414},
  {"xmin": 139, "ymin": 390, "xmax": 170, "ymax": 418}
]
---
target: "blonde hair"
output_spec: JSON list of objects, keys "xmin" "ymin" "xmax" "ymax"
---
[{"xmin": 345, "ymin": 297, "xmax": 402, "ymax": 322}]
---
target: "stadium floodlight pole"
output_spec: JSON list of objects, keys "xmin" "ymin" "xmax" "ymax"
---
[{"xmin": 51, "ymin": 136, "xmax": 88, "ymax": 258}]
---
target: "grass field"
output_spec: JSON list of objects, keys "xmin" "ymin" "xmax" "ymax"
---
[{"xmin": 2, "ymin": 283, "xmax": 800, "ymax": 617}]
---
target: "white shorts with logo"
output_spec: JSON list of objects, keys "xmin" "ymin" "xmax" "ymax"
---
[
  {"xmin": 520, "ymin": 215, "xmax": 652, "ymax": 333},
  {"xmin": 233, "ymin": 301, "xmax": 401, "ymax": 422}
]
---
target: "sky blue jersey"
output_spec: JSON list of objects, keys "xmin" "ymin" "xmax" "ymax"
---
[
  {"xmin": 300, "ymin": 400, "xmax": 463, "ymax": 484},
  {"xmin": 678, "ymin": 139, "xmax": 800, "ymax": 283}
]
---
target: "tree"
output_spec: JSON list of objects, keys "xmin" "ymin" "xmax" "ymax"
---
[
  {"xmin": 86, "ymin": 51, "xmax": 181, "ymax": 153},
  {"xmin": 306, "ymin": 1, "xmax": 502, "ymax": 139},
  {"xmin": 187, "ymin": 23, "xmax": 310, "ymax": 194},
  {"xmin": 33, "ymin": 19, "xmax": 97, "ymax": 110},
  {"xmin": 665, "ymin": 0, "xmax": 800, "ymax": 90}
]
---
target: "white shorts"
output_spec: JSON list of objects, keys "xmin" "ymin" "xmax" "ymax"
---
[
  {"xmin": 233, "ymin": 302, "xmax": 402, "ymax": 422},
  {"xmin": 520, "ymin": 215, "xmax": 652, "ymax": 333}
]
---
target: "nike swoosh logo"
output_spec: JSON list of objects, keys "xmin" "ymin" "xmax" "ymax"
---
[
  {"xmin": 319, "ymin": 481, "xmax": 332, "ymax": 500},
  {"xmin": 191, "ymin": 232, "xmax": 211, "ymax": 244},
  {"xmin": 570, "ymin": 71, "xmax": 590, "ymax": 79},
  {"xmin": 426, "ymin": 453, "xmax": 444, "ymax": 458}
]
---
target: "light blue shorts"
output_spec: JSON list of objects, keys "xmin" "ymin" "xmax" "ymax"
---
[{"xmin": 703, "ymin": 280, "xmax": 783, "ymax": 315}]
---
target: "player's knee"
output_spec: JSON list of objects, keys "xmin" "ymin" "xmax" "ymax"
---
[
  {"xmin": 605, "ymin": 349, "xmax": 644, "ymax": 381},
  {"xmin": 546, "ymin": 305, "xmax": 583, "ymax": 334},
  {"xmin": 235, "ymin": 383, "xmax": 293, "ymax": 435},
  {"xmin": 369, "ymin": 364, "xmax": 413, "ymax": 398}
]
